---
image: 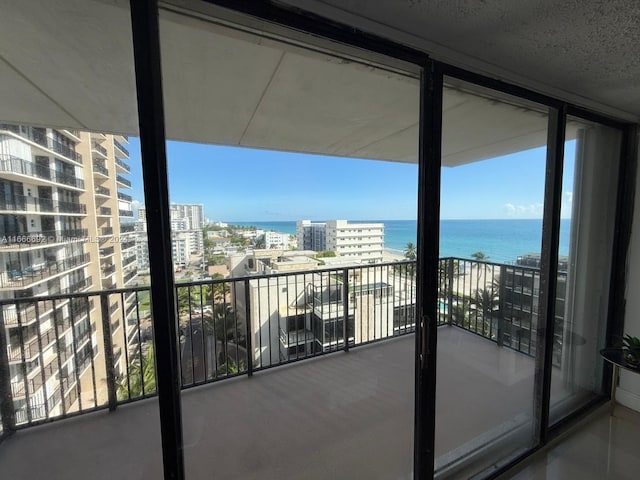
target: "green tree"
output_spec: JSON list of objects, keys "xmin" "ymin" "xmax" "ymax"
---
[
  {"xmin": 254, "ymin": 236, "xmax": 266, "ymax": 249},
  {"xmin": 316, "ymin": 250, "xmax": 336, "ymax": 258},
  {"xmin": 404, "ymin": 242, "xmax": 417, "ymax": 260},
  {"xmin": 117, "ymin": 345, "xmax": 156, "ymax": 399}
]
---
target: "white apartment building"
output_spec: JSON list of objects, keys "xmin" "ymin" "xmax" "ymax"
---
[
  {"xmin": 264, "ymin": 231, "xmax": 292, "ymax": 249},
  {"xmin": 297, "ymin": 219, "xmax": 384, "ymax": 263},
  {"xmin": 170, "ymin": 203, "xmax": 204, "ymax": 230}
]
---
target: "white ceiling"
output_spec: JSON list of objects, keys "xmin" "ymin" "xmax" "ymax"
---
[
  {"xmin": 0, "ymin": 1, "xmax": 621, "ymax": 167},
  {"xmin": 282, "ymin": 0, "xmax": 640, "ymax": 121}
]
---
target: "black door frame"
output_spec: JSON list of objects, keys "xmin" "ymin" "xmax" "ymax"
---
[{"xmin": 127, "ymin": 1, "xmax": 636, "ymax": 479}]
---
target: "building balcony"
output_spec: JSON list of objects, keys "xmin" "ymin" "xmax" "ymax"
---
[
  {"xmin": 91, "ymin": 142, "xmax": 107, "ymax": 158},
  {"xmin": 95, "ymin": 185, "xmax": 110, "ymax": 197},
  {"xmin": 62, "ymin": 129, "xmax": 82, "ymax": 142},
  {"xmin": 116, "ymin": 175, "xmax": 131, "ymax": 188},
  {"xmin": 101, "ymin": 264, "xmax": 116, "ymax": 278},
  {"xmin": 115, "ymin": 158, "xmax": 131, "ymax": 173},
  {"xmin": 0, "ymin": 252, "xmax": 91, "ymax": 290},
  {"xmin": 97, "ymin": 207, "xmax": 112, "ymax": 216},
  {"xmin": 0, "ymin": 195, "xmax": 86, "ymax": 215},
  {"xmin": 123, "ymin": 269, "xmax": 137, "ymax": 285},
  {"xmin": 0, "ymin": 259, "xmax": 605, "ymax": 478},
  {"xmin": 119, "ymin": 223, "xmax": 135, "ymax": 233},
  {"xmin": 0, "ymin": 125, "xmax": 82, "ymax": 164},
  {"xmin": 101, "ymin": 227, "xmax": 113, "ymax": 236},
  {"xmin": 100, "ymin": 246, "xmax": 115, "ymax": 257},
  {"xmin": 92, "ymin": 162, "xmax": 108, "ymax": 177},
  {"xmin": 117, "ymin": 192, "xmax": 132, "ymax": 202},
  {"xmin": 121, "ymin": 240, "xmax": 135, "ymax": 251},
  {"xmin": 118, "ymin": 209, "xmax": 133, "ymax": 218},
  {"xmin": 122, "ymin": 255, "xmax": 136, "ymax": 268},
  {"xmin": 0, "ymin": 154, "xmax": 84, "ymax": 190},
  {"xmin": 113, "ymin": 140, "xmax": 129, "ymax": 158}
]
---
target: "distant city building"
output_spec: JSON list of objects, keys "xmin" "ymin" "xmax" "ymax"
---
[
  {"xmin": 170, "ymin": 203, "xmax": 204, "ymax": 230},
  {"xmin": 297, "ymin": 219, "xmax": 384, "ymax": 263},
  {"xmin": 264, "ymin": 231, "xmax": 292, "ymax": 249},
  {"xmin": 500, "ymin": 253, "xmax": 569, "ymax": 364},
  {"xmin": 138, "ymin": 203, "xmax": 204, "ymax": 267}
]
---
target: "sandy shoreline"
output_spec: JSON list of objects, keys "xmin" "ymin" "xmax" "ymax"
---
[{"xmin": 383, "ymin": 249, "xmax": 406, "ymax": 262}]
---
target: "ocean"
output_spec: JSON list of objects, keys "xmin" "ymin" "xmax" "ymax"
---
[{"xmin": 230, "ymin": 219, "xmax": 571, "ymax": 265}]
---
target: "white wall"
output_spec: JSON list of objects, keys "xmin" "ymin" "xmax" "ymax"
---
[{"xmin": 620, "ymin": 137, "xmax": 640, "ymax": 412}]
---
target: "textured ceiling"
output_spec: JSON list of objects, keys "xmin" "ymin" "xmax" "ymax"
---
[{"xmin": 281, "ymin": 0, "xmax": 640, "ymax": 120}]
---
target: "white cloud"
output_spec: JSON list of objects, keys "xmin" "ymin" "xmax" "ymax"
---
[{"xmin": 503, "ymin": 202, "xmax": 544, "ymax": 218}]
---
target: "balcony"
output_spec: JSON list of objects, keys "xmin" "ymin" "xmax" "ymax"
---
[
  {"xmin": 92, "ymin": 141, "xmax": 107, "ymax": 156},
  {"xmin": 117, "ymin": 192, "xmax": 132, "ymax": 202},
  {"xmin": 122, "ymin": 255, "xmax": 136, "ymax": 268},
  {"xmin": 101, "ymin": 227, "xmax": 113, "ymax": 236},
  {"xmin": 113, "ymin": 140, "xmax": 129, "ymax": 158},
  {"xmin": 116, "ymin": 175, "xmax": 131, "ymax": 188},
  {"xmin": 98, "ymin": 207, "xmax": 112, "ymax": 216},
  {"xmin": 0, "ymin": 253, "xmax": 91, "ymax": 289},
  {"xmin": 123, "ymin": 269, "xmax": 137, "ymax": 284},
  {"xmin": 101, "ymin": 264, "xmax": 116, "ymax": 277},
  {"xmin": 121, "ymin": 240, "xmax": 135, "ymax": 251},
  {"xmin": 0, "ymin": 155, "xmax": 84, "ymax": 190},
  {"xmin": 0, "ymin": 195, "xmax": 86, "ymax": 215},
  {"xmin": 93, "ymin": 162, "xmax": 108, "ymax": 177},
  {"xmin": 119, "ymin": 224, "xmax": 135, "ymax": 233},
  {"xmin": 0, "ymin": 125, "xmax": 82, "ymax": 163},
  {"xmin": 95, "ymin": 185, "xmax": 110, "ymax": 197},
  {"xmin": 118, "ymin": 209, "xmax": 133, "ymax": 218},
  {"xmin": 115, "ymin": 158, "xmax": 131, "ymax": 173},
  {"xmin": 0, "ymin": 259, "xmax": 592, "ymax": 478},
  {"xmin": 100, "ymin": 246, "xmax": 115, "ymax": 257}
]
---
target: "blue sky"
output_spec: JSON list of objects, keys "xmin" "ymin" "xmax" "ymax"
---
[{"xmin": 126, "ymin": 139, "xmax": 575, "ymax": 222}]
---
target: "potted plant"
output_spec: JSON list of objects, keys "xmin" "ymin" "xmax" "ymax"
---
[{"xmin": 623, "ymin": 334, "xmax": 640, "ymax": 367}]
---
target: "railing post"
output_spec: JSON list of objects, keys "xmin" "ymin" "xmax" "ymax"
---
[
  {"xmin": 497, "ymin": 265, "xmax": 506, "ymax": 346},
  {"xmin": 342, "ymin": 268, "xmax": 349, "ymax": 352},
  {"xmin": 0, "ymin": 307, "xmax": 16, "ymax": 435},
  {"xmin": 100, "ymin": 293, "xmax": 117, "ymax": 411},
  {"xmin": 244, "ymin": 279, "xmax": 253, "ymax": 377},
  {"xmin": 447, "ymin": 258, "xmax": 454, "ymax": 326}
]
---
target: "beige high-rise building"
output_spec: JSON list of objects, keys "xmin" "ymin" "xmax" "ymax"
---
[{"xmin": 0, "ymin": 124, "xmax": 135, "ymax": 421}]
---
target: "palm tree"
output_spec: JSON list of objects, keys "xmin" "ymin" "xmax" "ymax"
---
[
  {"xmin": 117, "ymin": 345, "xmax": 156, "ymax": 399},
  {"xmin": 470, "ymin": 251, "xmax": 489, "ymax": 262},
  {"xmin": 404, "ymin": 242, "xmax": 417, "ymax": 260}
]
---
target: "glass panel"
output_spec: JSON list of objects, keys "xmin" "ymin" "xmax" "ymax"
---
[
  {"xmin": 548, "ymin": 116, "xmax": 622, "ymax": 424},
  {"xmin": 436, "ymin": 78, "xmax": 549, "ymax": 477},
  {"xmin": 0, "ymin": 1, "xmax": 161, "ymax": 478},
  {"xmin": 158, "ymin": 4, "xmax": 420, "ymax": 478}
]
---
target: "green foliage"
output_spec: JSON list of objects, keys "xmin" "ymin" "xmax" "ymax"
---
[
  {"xmin": 117, "ymin": 345, "xmax": 156, "ymax": 400},
  {"xmin": 623, "ymin": 334, "xmax": 640, "ymax": 350},
  {"xmin": 316, "ymin": 250, "xmax": 336, "ymax": 258},
  {"xmin": 404, "ymin": 242, "xmax": 416, "ymax": 260},
  {"xmin": 470, "ymin": 251, "xmax": 489, "ymax": 261}
]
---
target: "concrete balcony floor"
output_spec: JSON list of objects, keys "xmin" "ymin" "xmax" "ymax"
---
[{"xmin": 0, "ymin": 327, "xmax": 637, "ymax": 479}]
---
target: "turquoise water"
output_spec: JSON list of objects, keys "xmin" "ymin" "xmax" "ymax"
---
[{"xmin": 230, "ymin": 219, "xmax": 571, "ymax": 265}]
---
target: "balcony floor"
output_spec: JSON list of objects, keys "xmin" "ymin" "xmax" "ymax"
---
[{"xmin": 0, "ymin": 327, "xmax": 623, "ymax": 479}]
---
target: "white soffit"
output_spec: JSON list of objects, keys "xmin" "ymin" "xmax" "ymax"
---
[{"xmin": 0, "ymin": 1, "xmax": 574, "ymax": 167}]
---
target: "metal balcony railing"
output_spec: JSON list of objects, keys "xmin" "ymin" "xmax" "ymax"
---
[
  {"xmin": 95, "ymin": 186, "xmax": 110, "ymax": 196},
  {"xmin": 0, "ymin": 125, "xmax": 82, "ymax": 163},
  {"xmin": 117, "ymin": 192, "xmax": 132, "ymax": 202},
  {"xmin": 0, "ymin": 195, "xmax": 86, "ymax": 215},
  {"xmin": 119, "ymin": 224, "xmax": 135, "ymax": 233},
  {"xmin": 0, "ymin": 154, "xmax": 84, "ymax": 189},
  {"xmin": 116, "ymin": 175, "xmax": 131, "ymax": 187},
  {"xmin": 92, "ymin": 142, "xmax": 107, "ymax": 156},
  {"xmin": 0, "ymin": 258, "xmax": 566, "ymax": 437},
  {"xmin": 93, "ymin": 162, "xmax": 108, "ymax": 176},
  {"xmin": 115, "ymin": 158, "xmax": 131, "ymax": 172},
  {"xmin": 98, "ymin": 207, "xmax": 112, "ymax": 216},
  {"xmin": 0, "ymin": 253, "xmax": 91, "ymax": 289},
  {"xmin": 113, "ymin": 140, "xmax": 129, "ymax": 157},
  {"xmin": 118, "ymin": 209, "xmax": 133, "ymax": 217}
]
